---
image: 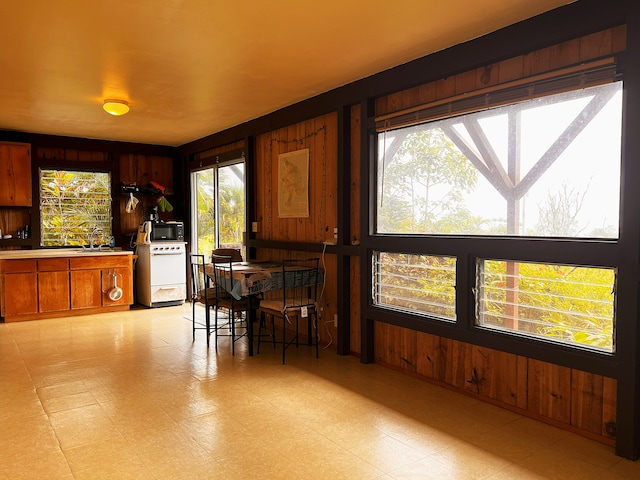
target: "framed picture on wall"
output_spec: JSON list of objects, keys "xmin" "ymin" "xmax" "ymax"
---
[{"xmin": 278, "ymin": 148, "xmax": 309, "ymax": 218}]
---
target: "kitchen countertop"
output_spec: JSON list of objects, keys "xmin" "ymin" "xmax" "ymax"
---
[{"xmin": 0, "ymin": 248, "xmax": 134, "ymax": 260}]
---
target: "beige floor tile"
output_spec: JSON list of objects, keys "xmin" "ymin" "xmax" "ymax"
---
[
  {"xmin": 609, "ymin": 457, "xmax": 640, "ymax": 479},
  {"xmin": 48, "ymin": 403, "xmax": 122, "ymax": 449},
  {"xmin": 386, "ymin": 455, "xmax": 462, "ymax": 480},
  {"xmin": 349, "ymin": 434, "xmax": 430, "ymax": 473},
  {"xmin": 0, "ymin": 413, "xmax": 61, "ymax": 453},
  {"xmin": 514, "ymin": 446, "xmax": 622, "ymax": 480},
  {"xmin": 432, "ymin": 440, "xmax": 514, "ymax": 479},
  {"xmin": 546, "ymin": 432, "xmax": 619, "ymax": 469},
  {"xmin": 2, "ymin": 304, "xmax": 637, "ymax": 480},
  {"xmin": 40, "ymin": 391, "xmax": 98, "ymax": 414},
  {"xmin": 0, "ymin": 448, "xmax": 72, "ymax": 480},
  {"xmin": 63, "ymin": 435, "xmax": 143, "ymax": 474}
]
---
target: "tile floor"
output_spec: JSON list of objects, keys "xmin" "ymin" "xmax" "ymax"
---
[{"xmin": 1, "ymin": 304, "xmax": 640, "ymax": 479}]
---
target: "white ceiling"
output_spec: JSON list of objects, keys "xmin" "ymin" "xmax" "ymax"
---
[{"xmin": 0, "ymin": 1, "xmax": 572, "ymax": 147}]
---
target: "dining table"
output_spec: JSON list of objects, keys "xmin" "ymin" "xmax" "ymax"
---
[{"xmin": 204, "ymin": 260, "xmax": 323, "ymax": 356}]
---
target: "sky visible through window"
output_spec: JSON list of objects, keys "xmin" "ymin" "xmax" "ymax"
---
[{"xmin": 377, "ymin": 83, "xmax": 622, "ymax": 238}]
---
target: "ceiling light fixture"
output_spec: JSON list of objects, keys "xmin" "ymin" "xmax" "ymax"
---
[{"xmin": 103, "ymin": 99, "xmax": 130, "ymax": 116}]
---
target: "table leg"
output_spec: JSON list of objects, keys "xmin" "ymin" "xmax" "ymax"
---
[{"xmin": 247, "ymin": 295, "xmax": 254, "ymax": 356}]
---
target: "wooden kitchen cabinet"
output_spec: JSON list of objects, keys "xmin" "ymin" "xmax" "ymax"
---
[
  {"xmin": 70, "ymin": 269, "xmax": 102, "ymax": 309},
  {"xmin": 0, "ymin": 251, "xmax": 134, "ymax": 322},
  {"xmin": 0, "ymin": 142, "xmax": 32, "ymax": 206},
  {"xmin": 38, "ymin": 258, "xmax": 70, "ymax": 313},
  {"xmin": 0, "ymin": 259, "xmax": 37, "ymax": 317},
  {"xmin": 101, "ymin": 267, "xmax": 133, "ymax": 306},
  {"xmin": 70, "ymin": 256, "xmax": 133, "ymax": 308}
]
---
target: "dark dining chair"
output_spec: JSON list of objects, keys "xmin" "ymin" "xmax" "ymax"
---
[
  {"xmin": 189, "ymin": 253, "xmax": 217, "ymax": 346},
  {"xmin": 211, "ymin": 247, "xmax": 243, "ymax": 263},
  {"xmin": 211, "ymin": 253, "xmax": 251, "ymax": 355},
  {"xmin": 257, "ymin": 257, "xmax": 320, "ymax": 364}
]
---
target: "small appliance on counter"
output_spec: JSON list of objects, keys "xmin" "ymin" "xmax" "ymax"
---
[{"xmin": 136, "ymin": 219, "xmax": 184, "ymax": 244}]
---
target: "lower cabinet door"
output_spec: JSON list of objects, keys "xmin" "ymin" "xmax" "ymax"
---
[
  {"xmin": 38, "ymin": 271, "xmax": 70, "ymax": 312},
  {"xmin": 2, "ymin": 272, "xmax": 37, "ymax": 316},
  {"xmin": 70, "ymin": 270, "xmax": 102, "ymax": 309},
  {"xmin": 101, "ymin": 267, "xmax": 133, "ymax": 306}
]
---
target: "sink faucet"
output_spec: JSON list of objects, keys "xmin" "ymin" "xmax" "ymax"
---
[{"xmin": 90, "ymin": 226, "xmax": 104, "ymax": 250}]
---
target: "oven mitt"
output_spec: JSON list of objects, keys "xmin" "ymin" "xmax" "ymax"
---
[
  {"xmin": 125, "ymin": 193, "xmax": 139, "ymax": 213},
  {"xmin": 157, "ymin": 195, "xmax": 173, "ymax": 212},
  {"xmin": 150, "ymin": 181, "xmax": 166, "ymax": 194}
]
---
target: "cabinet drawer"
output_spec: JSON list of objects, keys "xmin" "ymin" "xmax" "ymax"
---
[
  {"xmin": 38, "ymin": 258, "xmax": 69, "ymax": 271},
  {"xmin": 1, "ymin": 259, "xmax": 37, "ymax": 273},
  {"xmin": 69, "ymin": 255, "xmax": 131, "ymax": 270}
]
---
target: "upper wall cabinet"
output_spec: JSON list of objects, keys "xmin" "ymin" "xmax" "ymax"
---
[{"xmin": 0, "ymin": 142, "xmax": 32, "ymax": 206}]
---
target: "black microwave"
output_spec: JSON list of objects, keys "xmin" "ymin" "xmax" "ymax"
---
[{"xmin": 147, "ymin": 221, "xmax": 184, "ymax": 242}]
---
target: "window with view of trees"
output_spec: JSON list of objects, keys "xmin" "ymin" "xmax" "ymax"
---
[
  {"xmin": 373, "ymin": 80, "xmax": 622, "ymax": 352},
  {"xmin": 373, "ymin": 252, "xmax": 456, "ymax": 321},
  {"xmin": 191, "ymin": 160, "xmax": 245, "ymax": 258},
  {"xmin": 476, "ymin": 260, "xmax": 615, "ymax": 352},
  {"xmin": 39, "ymin": 169, "xmax": 112, "ymax": 247},
  {"xmin": 377, "ymin": 82, "xmax": 622, "ymax": 237}
]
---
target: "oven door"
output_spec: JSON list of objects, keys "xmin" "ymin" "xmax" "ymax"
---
[{"xmin": 150, "ymin": 249, "xmax": 186, "ymax": 286}]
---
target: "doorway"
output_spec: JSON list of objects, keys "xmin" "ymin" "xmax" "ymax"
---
[{"xmin": 190, "ymin": 158, "xmax": 245, "ymax": 259}]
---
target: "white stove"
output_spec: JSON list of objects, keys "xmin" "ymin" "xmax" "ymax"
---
[{"xmin": 135, "ymin": 242, "xmax": 186, "ymax": 307}]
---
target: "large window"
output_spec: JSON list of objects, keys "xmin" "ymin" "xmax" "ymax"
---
[
  {"xmin": 39, "ymin": 169, "xmax": 112, "ymax": 247},
  {"xmin": 372, "ymin": 78, "xmax": 623, "ymax": 353},
  {"xmin": 377, "ymin": 82, "xmax": 622, "ymax": 238},
  {"xmin": 191, "ymin": 159, "xmax": 245, "ymax": 258}
]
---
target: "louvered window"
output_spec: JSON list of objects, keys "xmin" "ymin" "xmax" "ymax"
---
[
  {"xmin": 39, "ymin": 169, "xmax": 112, "ymax": 247},
  {"xmin": 373, "ymin": 251, "xmax": 456, "ymax": 321},
  {"xmin": 476, "ymin": 259, "xmax": 615, "ymax": 352}
]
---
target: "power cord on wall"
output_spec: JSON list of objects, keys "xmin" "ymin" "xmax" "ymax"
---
[{"xmin": 319, "ymin": 241, "xmax": 334, "ymax": 349}]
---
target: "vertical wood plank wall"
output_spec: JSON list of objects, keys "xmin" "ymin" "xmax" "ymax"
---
[
  {"xmin": 252, "ymin": 113, "xmax": 339, "ymax": 346},
  {"xmin": 369, "ymin": 26, "xmax": 625, "ymax": 445},
  {"xmin": 373, "ymin": 323, "xmax": 617, "ymax": 444},
  {"xmin": 119, "ymin": 154, "xmax": 175, "ymax": 234}
]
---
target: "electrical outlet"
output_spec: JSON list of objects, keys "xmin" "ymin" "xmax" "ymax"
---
[{"xmin": 334, "ymin": 314, "xmax": 338, "ymax": 327}]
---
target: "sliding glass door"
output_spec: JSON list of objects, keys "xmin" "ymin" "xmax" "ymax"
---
[{"xmin": 191, "ymin": 159, "xmax": 245, "ymax": 258}]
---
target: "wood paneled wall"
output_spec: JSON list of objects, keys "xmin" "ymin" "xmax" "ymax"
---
[
  {"xmin": 254, "ymin": 113, "xmax": 338, "ymax": 243},
  {"xmin": 253, "ymin": 113, "xmax": 339, "ymax": 345},
  {"xmin": 367, "ymin": 26, "xmax": 626, "ymax": 445},
  {"xmin": 375, "ymin": 25, "xmax": 627, "ymax": 117},
  {"xmin": 374, "ymin": 322, "xmax": 617, "ymax": 444},
  {"xmin": 119, "ymin": 154, "xmax": 176, "ymax": 236}
]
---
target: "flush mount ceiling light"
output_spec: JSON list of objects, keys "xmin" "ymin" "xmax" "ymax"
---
[{"xmin": 103, "ymin": 99, "xmax": 130, "ymax": 116}]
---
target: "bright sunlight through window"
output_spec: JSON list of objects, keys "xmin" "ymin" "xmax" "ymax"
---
[
  {"xmin": 377, "ymin": 82, "xmax": 622, "ymax": 238},
  {"xmin": 476, "ymin": 260, "xmax": 615, "ymax": 352},
  {"xmin": 40, "ymin": 169, "xmax": 112, "ymax": 247},
  {"xmin": 373, "ymin": 252, "xmax": 456, "ymax": 321}
]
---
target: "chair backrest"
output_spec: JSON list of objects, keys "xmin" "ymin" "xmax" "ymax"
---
[
  {"xmin": 281, "ymin": 257, "xmax": 320, "ymax": 310},
  {"xmin": 189, "ymin": 254, "xmax": 206, "ymax": 300},
  {"xmin": 212, "ymin": 248, "xmax": 242, "ymax": 263},
  {"xmin": 210, "ymin": 253, "xmax": 234, "ymax": 300}
]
